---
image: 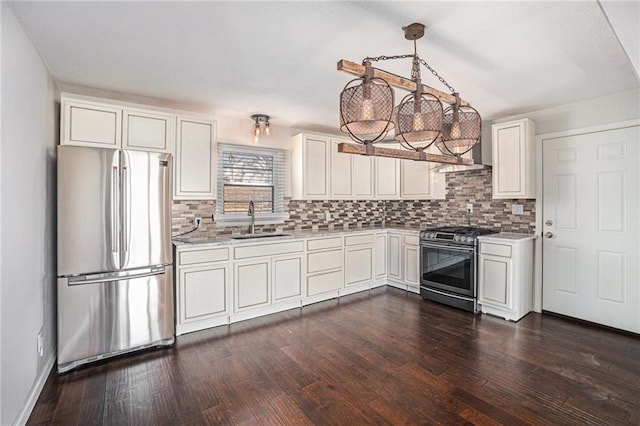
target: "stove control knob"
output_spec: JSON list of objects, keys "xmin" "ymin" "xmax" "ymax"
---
[
  {"xmin": 466, "ymin": 236, "xmax": 474, "ymax": 244},
  {"xmin": 453, "ymin": 235, "xmax": 460, "ymax": 242}
]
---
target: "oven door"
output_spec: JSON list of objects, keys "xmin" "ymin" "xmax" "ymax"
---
[{"xmin": 420, "ymin": 242, "xmax": 475, "ymax": 297}]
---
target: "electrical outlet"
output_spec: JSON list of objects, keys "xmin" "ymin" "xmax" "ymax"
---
[
  {"xmin": 466, "ymin": 203, "xmax": 473, "ymax": 213},
  {"xmin": 37, "ymin": 331, "xmax": 44, "ymax": 357},
  {"xmin": 512, "ymin": 204, "xmax": 524, "ymax": 215},
  {"xmin": 193, "ymin": 216, "xmax": 202, "ymax": 227},
  {"xmin": 325, "ymin": 211, "xmax": 331, "ymax": 221}
]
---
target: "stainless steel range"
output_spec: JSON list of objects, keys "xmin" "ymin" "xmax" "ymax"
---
[{"xmin": 419, "ymin": 226, "xmax": 497, "ymax": 313}]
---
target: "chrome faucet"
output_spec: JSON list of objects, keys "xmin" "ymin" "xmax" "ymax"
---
[{"xmin": 247, "ymin": 200, "xmax": 255, "ymax": 234}]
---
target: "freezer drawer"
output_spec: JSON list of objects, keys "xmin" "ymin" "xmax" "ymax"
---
[{"xmin": 57, "ymin": 266, "xmax": 174, "ymax": 373}]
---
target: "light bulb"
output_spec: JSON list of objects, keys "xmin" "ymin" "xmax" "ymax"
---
[
  {"xmin": 412, "ymin": 112, "xmax": 424, "ymax": 130},
  {"xmin": 264, "ymin": 121, "xmax": 270, "ymax": 136},
  {"xmin": 361, "ymin": 98, "xmax": 374, "ymax": 121},
  {"xmin": 450, "ymin": 121, "xmax": 461, "ymax": 139}
]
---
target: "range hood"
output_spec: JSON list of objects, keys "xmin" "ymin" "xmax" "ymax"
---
[{"xmin": 434, "ymin": 140, "xmax": 491, "ymax": 173}]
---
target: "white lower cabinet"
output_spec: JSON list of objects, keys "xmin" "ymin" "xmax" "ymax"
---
[
  {"xmin": 374, "ymin": 233, "xmax": 387, "ymax": 283},
  {"xmin": 273, "ymin": 255, "xmax": 304, "ymax": 302},
  {"xmin": 478, "ymin": 236, "xmax": 534, "ymax": 321},
  {"xmin": 344, "ymin": 233, "xmax": 374, "ymax": 295},
  {"xmin": 305, "ymin": 237, "xmax": 344, "ymax": 303},
  {"xmin": 387, "ymin": 233, "xmax": 403, "ymax": 282},
  {"xmin": 175, "ymin": 246, "xmax": 231, "ymax": 335},
  {"xmin": 175, "ymin": 229, "xmax": 423, "ymax": 334},
  {"xmin": 403, "ymin": 243, "xmax": 420, "ymax": 292},
  {"xmin": 234, "ymin": 259, "xmax": 271, "ymax": 312}
]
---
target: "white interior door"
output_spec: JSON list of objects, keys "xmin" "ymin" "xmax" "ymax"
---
[{"xmin": 542, "ymin": 126, "xmax": 639, "ymax": 333}]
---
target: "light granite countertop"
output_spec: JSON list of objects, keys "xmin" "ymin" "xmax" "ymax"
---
[
  {"xmin": 478, "ymin": 232, "xmax": 537, "ymax": 242},
  {"xmin": 172, "ymin": 226, "xmax": 421, "ymax": 248}
]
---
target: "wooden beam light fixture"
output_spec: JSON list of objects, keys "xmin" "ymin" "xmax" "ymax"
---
[{"xmin": 337, "ymin": 23, "xmax": 481, "ymax": 165}]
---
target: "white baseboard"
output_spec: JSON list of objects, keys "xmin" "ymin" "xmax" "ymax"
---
[{"xmin": 14, "ymin": 353, "xmax": 55, "ymax": 426}]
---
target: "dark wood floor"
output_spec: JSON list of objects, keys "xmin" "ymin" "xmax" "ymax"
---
[{"xmin": 29, "ymin": 287, "xmax": 639, "ymax": 425}]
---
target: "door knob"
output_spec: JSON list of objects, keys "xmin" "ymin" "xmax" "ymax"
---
[
  {"xmin": 544, "ymin": 232, "xmax": 553, "ymax": 238},
  {"xmin": 545, "ymin": 220, "xmax": 553, "ymax": 226}
]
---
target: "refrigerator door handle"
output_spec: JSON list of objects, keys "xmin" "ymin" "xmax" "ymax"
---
[
  {"xmin": 111, "ymin": 165, "xmax": 119, "ymax": 254},
  {"xmin": 122, "ymin": 162, "xmax": 129, "ymax": 254},
  {"xmin": 68, "ymin": 267, "xmax": 165, "ymax": 286}
]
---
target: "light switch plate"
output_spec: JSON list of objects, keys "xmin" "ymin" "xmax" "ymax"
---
[
  {"xmin": 466, "ymin": 203, "xmax": 473, "ymax": 213},
  {"xmin": 512, "ymin": 204, "xmax": 524, "ymax": 215}
]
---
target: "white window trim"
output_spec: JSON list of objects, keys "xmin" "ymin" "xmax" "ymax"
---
[{"xmin": 215, "ymin": 143, "xmax": 289, "ymax": 226}]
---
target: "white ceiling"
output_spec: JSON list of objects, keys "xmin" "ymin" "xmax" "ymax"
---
[{"xmin": 9, "ymin": 1, "xmax": 640, "ymax": 135}]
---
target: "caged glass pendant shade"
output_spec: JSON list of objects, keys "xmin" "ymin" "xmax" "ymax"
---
[
  {"xmin": 436, "ymin": 102, "xmax": 481, "ymax": 156},
  {"xmin": 339, "ymin": 62, "xmax": 395, "ymax": 144},
  {"xmin": 393, "ymin": 88, "xmax": 443, "ymax": 150}
]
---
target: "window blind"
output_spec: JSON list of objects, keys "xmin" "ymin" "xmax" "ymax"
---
[{"xmin": 217, "ymin": 144, "xmax": 287, "ymax": 215}]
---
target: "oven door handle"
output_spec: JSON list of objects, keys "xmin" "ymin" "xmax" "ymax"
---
[{"xmin": 420, "ymin": 242, "xmax": 475, "ymax": 252}]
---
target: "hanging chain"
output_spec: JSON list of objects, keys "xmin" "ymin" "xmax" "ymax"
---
[
  {"xmin": 418, "ymin": 57, "xmax": 455, "ymax": 93},
  {"xmin": 362, "ymin": 53, "xmax": 456, "ymax": 94}
]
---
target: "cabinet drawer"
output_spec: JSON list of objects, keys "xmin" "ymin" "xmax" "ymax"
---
[
  {"xmin": 234, "ymin": 241, "xmax": 304, "ymax": 259},
  {"xmin": 403, "ymin": 234, "xmax": 419, "ymax": 245},
  {"xmin": 307, "ymin": 237, "xmax": 342, "ymax": 251},
  {"xmin": 307, "ymin": 270, "xmax": 343, "ymax": 296},
  {"xmin": 179, "ymin": 247, "xmax": 230, "ymax": 265},
  {"xmin": 345, "ymin": 233, "xmax": 374, "ymax": 246},
  {"xmin": 307, "ymin": 249, "xmax": 342, "ymax": 274},
  {"xmin": 480, "ymin": 243, "xmax": 512, "ymax": 258}
]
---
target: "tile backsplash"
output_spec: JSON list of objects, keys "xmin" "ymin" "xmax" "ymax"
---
[{"xmin": 172, "ymin": 169, "xmax": 535, "ymax": 236}]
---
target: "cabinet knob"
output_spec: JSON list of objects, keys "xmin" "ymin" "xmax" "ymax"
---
[
  {"xmin": 544, "ymin": 232, "xmax": 554, "ymax": 239},
  {"xmin": 545, "ymin": 220, "xmax": 553, "ymax": 226}
]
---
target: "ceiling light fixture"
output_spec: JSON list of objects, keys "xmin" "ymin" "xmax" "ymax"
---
[
  {"xmin": 251, "ymin": 114, "xmax": 270, "ymax": 143},
  {"xmin": 337, "ymin": 23, "xmax": 481, "ymax": 165}
]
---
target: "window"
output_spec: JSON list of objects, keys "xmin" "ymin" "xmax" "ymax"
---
[{"xmin": 216, "ymin": 144, "xmax": 288, "ymax": 224}]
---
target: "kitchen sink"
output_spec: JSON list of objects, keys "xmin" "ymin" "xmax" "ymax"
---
[{"xmin": 230, "ymin": 233, "xmax": 291, "ymax": 240}]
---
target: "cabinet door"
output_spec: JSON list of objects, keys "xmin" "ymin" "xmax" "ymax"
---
[
  {"xmin": 353, "ymin": 155, "xmax": 374, "ymax": 198},
  {"xmin": 375, "ymin": 157, "xmax": 400, "ymax": 198},
  {"xmin": 62, "ymin": 99, "xmax": 122, "ymax": 148},
  {"xmin": 404, "ymin": 244, "xmax": 420, "ymax": 287},
  {"xmin": 123, "ymin": 109, "xmax": 174, "ymax": 153},
  {"xmin": 272, "ymin": 255, "xmax": 303, "ymax": 302},
  {"xmin": 492, "ymin": 119, "xmax": 535, "ymax": 199},
  {"xmin": 234, "ymin": 259, "xmax": 270, "ymax": 312},
  {"xmin": 479, "ymin": 255, "xmax": 511, "ymax": 308},
  {"xmin": 375, "ymin": 234, "xmax": 387, "ymax": 279},
  {"xmin": 178, "ymin": 263, "xmax": 229, "ymax": 324},
  {"xmin": 175, "ymin": 117, "xmax": 216, "ymax": 199},
  {"xmin": 400, "ymin": 159, "xmax": 431, "ymax": 199},
  {"xmin": 331, "ymin": 140, "xmax": 353, "ymax": 198},
  {"xmin": 345, "ymin": 246, "xmax": 373, "ymax": 286},
  {"xmin": 304, "ymin": 136, "xmax": 330, "ymax": 198},
  {"xmin": 388, "ymin": 234, "xmax": 402, "ymax": 280}
]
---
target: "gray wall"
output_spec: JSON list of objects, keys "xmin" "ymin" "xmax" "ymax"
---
[{"xmin": 1, "ymin": 3, "xmax": 58, "ymax": 424}]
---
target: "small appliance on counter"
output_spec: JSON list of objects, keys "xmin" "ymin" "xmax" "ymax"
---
[
  {"xmin": 56, "ymin": 145, "xmax": 174, "ymax": 373},
  {"xmin": 419, "ymin": 226, "xmax": 497, "ymax": 313}
]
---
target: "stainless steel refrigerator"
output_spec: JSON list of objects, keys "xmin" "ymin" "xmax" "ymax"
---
[{"xmin": 57, "ymin": 145, "xmax": 174, "ymax": 373}]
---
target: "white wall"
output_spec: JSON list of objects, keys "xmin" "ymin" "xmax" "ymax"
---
[
  {"xmin": 491, "ymin": 87, "xmax": 640, "ymax": 135},
  {"xmin": 1, "ymin": 4, "xmax": 58, "ymax": 425}
]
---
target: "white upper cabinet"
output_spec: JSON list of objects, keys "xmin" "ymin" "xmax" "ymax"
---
[
  {"xmin": 400, "ymin": 159, "xmax": 445, "ymax": 200},
  {"xmin": 330, "ymin": 139, "xmax": 374, "ymax": 199},
  {"xmin": 374, "ymin": 157, "xmax": 401, "ymax": 199},
  {"xmin": 330, "ymin": 139, "xmax": 353, "ymax": 198},
  {"xmin": 174, "ymin": 117, "xmax": 216, "ymax": 200},
  {"xmin": 122, "ymin": 109, "xmax": 174, "ymax": 153},
  {"xmin": 293, "ymin": 132, "xmax": 444, "ymax": 200},
  {"xmin": 292, "ymin": 133, "xmax": 331, "ymax": 200},
  {"xmin": 61, "ymin": 94, "xmax": 174, "ymax": 153},
  {"xmin": 492, "ymin": 118, "xmax": 536, "ymax": 199},
  {"xmin": 62, "ymin": 97, "xmax": 122, "ymax": 148}
]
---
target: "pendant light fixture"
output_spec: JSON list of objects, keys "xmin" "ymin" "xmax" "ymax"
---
[
  {"xmin": 337, "ymin": 23, "xmax": 481, "ymax": 164},
  {"xmin": 339, "ymin": 62, "xmax": 395, "ymax": 154},
  {"xmin": 251, "ymin": 114, "xmax": 270, "ymax": 144}
]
